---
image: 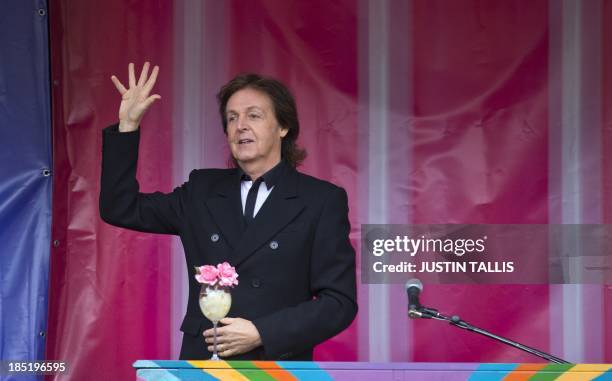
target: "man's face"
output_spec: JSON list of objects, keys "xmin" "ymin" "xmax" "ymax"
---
[{"xmin": 226, "ymin": 88, "xmax": 288, "ymax": 170}]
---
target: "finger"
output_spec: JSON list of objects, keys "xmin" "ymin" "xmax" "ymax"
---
[
  {"xmin": 211, "ymin": 346, "xmax": 234, "ymax": 357},
  {"xmin": 222, "ymin": 346, "xmax": 243, "ymax": 357},
  {"xmin": 208, "ymin": 345, "xmax": 229, "ymax": 354},
  {"xmin": 219, "ymin": 318, "xmax": 235, "ymax": 325},
  {"xmin": 143, "ymin": 65, "xmax": 159, "ymax": 93},
  {"xmin": 205, "ymin": 336, "xmax": 229, "ymax": 344},
  {"xmin": 110, "ymin": 75, "xmax": 128, "ymax": 95},
  {"xmin": 205, "ymin": 336, "xmax": 230, "ymax": 344},
  {"xmin": 141, "ymin": 94, "xmax": 161, "ymax": 110},
  {"xmin": 128, "ymin": 62, "xmax": 136, "ymax": 88},
  {"xmin": 203, "ymin": 325, "xmax": 226, "ymax": 337},
  {"xmin": 208, "ymin": 342, "xmax": 228, "ymax": 352},
  {"xmin": 138, "ymin": 61, "xmax": 150, "ymax": 87},
  {"xmin": 203, "ymin": 327, "xmax": 222, "ymax": 337}
]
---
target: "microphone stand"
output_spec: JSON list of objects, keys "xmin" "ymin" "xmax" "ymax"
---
[{"xmin": 409, "ymin": 307, "xmax": 571, "ymax": 364}]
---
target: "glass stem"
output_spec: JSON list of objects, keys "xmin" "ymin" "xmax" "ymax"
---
[{"xmin": 212, "ymin": 321, "xmax": 219, "ymax": 360}]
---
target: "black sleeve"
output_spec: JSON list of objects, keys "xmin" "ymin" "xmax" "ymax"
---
[
  {"xmin": 99, "ymin": 123, "xmax": 190, "ymax": 235},
  {"xmin": 252, "ymin": 187, "xmax": 358, "ymax": 359}
]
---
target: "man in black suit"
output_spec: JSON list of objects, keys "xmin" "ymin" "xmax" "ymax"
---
[{"xmin": 100, "ymin": 62, "xmax": 357, "ymax": 360}]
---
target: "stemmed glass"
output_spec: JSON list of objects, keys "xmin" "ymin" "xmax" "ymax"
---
[{"xmin": 199, "ymin": 284, "xmax": 232, "ymax": 360}]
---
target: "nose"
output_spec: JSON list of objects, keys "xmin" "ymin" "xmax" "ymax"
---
[{"xmin": 237, "ymin": 115, "xmax": 249, "ymax": 131}]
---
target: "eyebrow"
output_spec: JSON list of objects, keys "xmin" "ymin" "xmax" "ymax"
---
[{"xmin": 226, "ymin": 106, "xmax": 265, "ymax": 115}]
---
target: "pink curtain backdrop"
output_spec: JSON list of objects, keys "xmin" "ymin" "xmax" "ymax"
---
[
  {"xmin": 46, "ymin": 0, "xmax": 612, "ymax": 380},
  {"xmin": 409, "ymin": 0, "xmax": 551, "ymax": 362}
]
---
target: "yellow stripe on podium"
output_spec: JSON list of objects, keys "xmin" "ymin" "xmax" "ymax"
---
[
  {"xmin": 553, "ymin": 364, "xmax": 612, "ymax": 381},
  {"xmin": 187, "ymin": 360, "xmax": 250, "ymax": 381}
]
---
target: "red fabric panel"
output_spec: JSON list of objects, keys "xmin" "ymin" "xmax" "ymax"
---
[
  {"xmin": 46, "ymin": 1, "xmax": 174, "ymax": 380},
  {"xmin": 225, "ymin": 0, "xmax": 360, "ymax": 361},
  {"xmin": 409, "ymin": 0, "xmax": 551, "ymax": 361}
]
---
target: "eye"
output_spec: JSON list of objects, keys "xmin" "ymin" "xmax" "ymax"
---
[
  {"xmin": 248, "ymin": 113, "xmax": 261, "ymax": 120},
  {"xmin": 227, "ymin": 114, "xmax": 237, "ymax": 122}
]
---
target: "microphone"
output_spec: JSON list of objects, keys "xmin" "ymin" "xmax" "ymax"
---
[{"xmin": 405, "ymin": 279, "xmax": 423, "ymax": 318}]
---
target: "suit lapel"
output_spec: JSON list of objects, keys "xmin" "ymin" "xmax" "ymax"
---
[
  {"xmin": 232, "ymin": 167, "xmax": 305, "ymax": 267},
  {"xmin": 204, "ymin": 171, "xmax": 244, "ymax": 250}
]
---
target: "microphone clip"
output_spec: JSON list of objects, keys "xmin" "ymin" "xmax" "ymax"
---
[{"xmin": 408, "ymin": 306, "xmax": 439, "ymax": 319}]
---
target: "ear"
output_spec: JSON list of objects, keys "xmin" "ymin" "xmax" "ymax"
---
[{"xmin": 279, "ymin": 126, "xmax": 289, "ymax": 138}]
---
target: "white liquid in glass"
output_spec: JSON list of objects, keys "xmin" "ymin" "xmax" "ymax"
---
[{"xmin": 199, "ymin": 288, "xmax": 231, "ymax": 322}]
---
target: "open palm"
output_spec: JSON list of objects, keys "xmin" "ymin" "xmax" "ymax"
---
[{"xmin": 111, "ymin": 62, "xmax": 161, "ymax": 132}]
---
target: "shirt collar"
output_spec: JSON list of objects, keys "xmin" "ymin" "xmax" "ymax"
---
[{"xmin": 238, "ymin": 160, "xmax": 286, "ymax": 190}]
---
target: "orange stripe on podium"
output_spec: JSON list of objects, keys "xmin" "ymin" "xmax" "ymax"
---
[
  {"xmin": 502, "ymin": 364, "xmax": 548, "ymax": 381},
  {"xmin": 253, "ymin": 361, "xmax": 298, "ymax": 381}
]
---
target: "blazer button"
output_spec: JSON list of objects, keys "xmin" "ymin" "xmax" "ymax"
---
[
  {"xmin": 251, "ymin": 279, "xmax": 261, "ymax": 288},
  {"xmin": 269, "ymin": 240, "xmax": 279, "ymax": 250},
  {"xmin": 210, "ymin": 234, "xmax": 219, "ymax": 242}
]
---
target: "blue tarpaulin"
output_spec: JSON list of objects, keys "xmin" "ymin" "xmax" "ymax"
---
[{"xmin": 0, "ymin": 1, "xmax": 52, "ymax": 380}]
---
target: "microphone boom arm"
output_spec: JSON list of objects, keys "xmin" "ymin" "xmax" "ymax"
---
[{"xmin": 410, "ymin": 306, "xmax": 570, "ymax": 364}]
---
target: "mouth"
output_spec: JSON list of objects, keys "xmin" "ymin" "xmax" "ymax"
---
[{"xmin": 238, "ymin": 138, "xmax": 254, "ymax": 145}]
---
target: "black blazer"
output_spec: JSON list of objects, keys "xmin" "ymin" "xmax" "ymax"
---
[{"xmin": 99, "ymin": 125, "xmax": 358, "ymax": 360}]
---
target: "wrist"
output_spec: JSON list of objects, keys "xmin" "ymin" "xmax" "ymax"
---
[
  {"xmin": 249, "ymin": 321, "xmax": 263, "ymax": 347},
  {"xmin": 118, "ymin": 121, "xmax": 139, "ymax": 132}
]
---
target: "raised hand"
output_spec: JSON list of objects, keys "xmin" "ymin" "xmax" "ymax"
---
[{"xmin": 110, "ymin": 62, "xmax": 161, "ymax": 132}]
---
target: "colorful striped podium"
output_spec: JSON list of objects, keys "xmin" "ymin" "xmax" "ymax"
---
[{"xmin": 133, "ymin": 360, "xmax": 612, "ymax": 380}]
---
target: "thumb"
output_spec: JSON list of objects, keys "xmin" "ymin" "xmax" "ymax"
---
[{"xmin": 142, "ymin": 94, "xmax": 161, "ymax": 110}]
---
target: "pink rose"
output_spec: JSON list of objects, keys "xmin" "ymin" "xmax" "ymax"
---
[
  {"xmin": 195, "ymin": 265, "xmax": 219, "ymax": 286},
  {"xmin": 217, "ymin": 262, "xmax": 239, "ymax": 287}
]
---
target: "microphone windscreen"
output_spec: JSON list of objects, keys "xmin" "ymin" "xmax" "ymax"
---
[{"xmin": 405, "ymin": 278, "xmax": 423, "ymax": 292}]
